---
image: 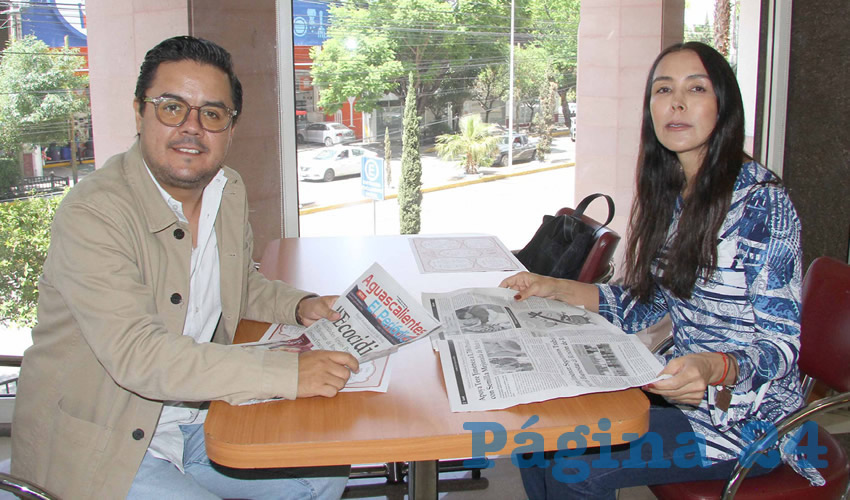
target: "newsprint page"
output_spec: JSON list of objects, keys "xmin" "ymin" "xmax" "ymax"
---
[
  {"xmin": 426, "ymin": 288, "xmax": 666, "ymax": 412},
  {"xmin": 249, "ymin": 262, "xmax": 441, "ymax": 363}
]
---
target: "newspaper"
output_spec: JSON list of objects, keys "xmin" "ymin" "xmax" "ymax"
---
[
  {"xmin": 409, "ymin": 236, "xmax": 523, "ymax": 273},
  {"xmin": 424, "ymin": 287, "xmax": 667, "ymax": 412},
  {"xmin": 240, "ymin": 324, "xmax": 393, "ymax": 393},
  {"xmin": 299, "ymin": 261, "xmax": 441, "ymax": 362}
]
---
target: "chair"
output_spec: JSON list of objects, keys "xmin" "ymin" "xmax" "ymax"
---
[
  {"xmin": 553, "ymin": 206, "xmax": 620, "ymax": 283},
  {"xmin": 650, "ymin": 256, "xmax": 850, "ymax": 500}
]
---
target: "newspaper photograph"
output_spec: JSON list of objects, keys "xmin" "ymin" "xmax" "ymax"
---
[
  {"xmin": 425, "ymin": 288, "xmax": 666, "ymax": 412},
  {"xmin": 409, "ymin": 236, "xmax": 523, "ymax": 273},
  {"xmin": 300, "ymin": 262, "xmax": 442, "ymax": 363}
]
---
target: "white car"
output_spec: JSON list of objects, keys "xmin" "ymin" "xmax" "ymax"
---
[
  {"xmin": 299, "ymin": 146, "xmax": 376, "ymax": 182},
  {"xmin": 300, "ymin": 122, "xmax": 356, "ymax": 146}
]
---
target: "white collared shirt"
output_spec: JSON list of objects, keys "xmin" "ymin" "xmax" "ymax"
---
[{"xmin": 144, "ymin": 165, "xmax": 226, "ymax": 471}]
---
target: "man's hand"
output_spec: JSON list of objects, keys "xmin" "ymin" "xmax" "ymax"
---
[
  {"xmin": 296, "ymin": 350, "xmax": 360, "ymax": 398},
  {"xmin": 296, "ymin": 295, "xmax": 341, "ymax": 326},
  {"xmin": 643, "ymin": 353, "xmax": 721, "ymax": 406}
]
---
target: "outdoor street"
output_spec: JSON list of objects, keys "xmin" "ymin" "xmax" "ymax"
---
[{"xmin": 297, "ymin": 133, "xmax": 577, "ymax": 251}]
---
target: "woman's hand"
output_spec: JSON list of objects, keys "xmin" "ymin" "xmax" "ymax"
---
[
  {"xmin": 295, "ymin": 295, "xmax": 341, "ymax": 326},
  {"xmin": 500, "ymin": 271, "xmax": 600, "ymax": 311},
  {"xmin": 644, "ymin": 353, "xmax": 728, "ymax": 406},
  {"xmin": 499, "ymin": 272, "xmax": 563, "ymax": 300}
]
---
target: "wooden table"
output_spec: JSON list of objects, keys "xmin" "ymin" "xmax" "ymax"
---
[{"xmin": 205, "ymin": 235, "xmax": 649, "ymax": 498}]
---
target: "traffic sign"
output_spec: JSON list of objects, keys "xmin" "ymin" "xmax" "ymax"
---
[{"xmin": 361, "ymin": 157, "xmax": 385, "ymax": 200}]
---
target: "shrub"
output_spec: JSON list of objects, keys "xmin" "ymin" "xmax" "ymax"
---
[
  {"xmin": 0, "ymin": 190, "xmax": 65, "ymax": 327},
  {"xmin": 0, "ymin": 158, "xmax": 21, "ymax": 194}
]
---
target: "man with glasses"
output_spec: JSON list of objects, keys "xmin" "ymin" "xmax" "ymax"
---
[{"xmin": 12, "ymin": 36, "xmax": 358, "ymax": 499}]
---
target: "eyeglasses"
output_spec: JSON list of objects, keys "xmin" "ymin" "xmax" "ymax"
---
[{"xmin": 142, "ymin": 96, "xmax": 237, "ymax": 133}]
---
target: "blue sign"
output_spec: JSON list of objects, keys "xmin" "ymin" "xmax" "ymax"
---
[
  {"xmin": 293, "ymin": 0, "xmax": 330, "ymax": 47},
  {"xmin": 21, "ymin": 0, "xmax": 87, "ymax": 48},
  {"xmin": 361, "ymin": 157, "xmax": 385, "ymax": 201}
]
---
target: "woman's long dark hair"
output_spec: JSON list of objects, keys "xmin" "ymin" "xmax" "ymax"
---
[{"xmin": 624, "ymin": 42, "xmax": 746, "ymax": 301}]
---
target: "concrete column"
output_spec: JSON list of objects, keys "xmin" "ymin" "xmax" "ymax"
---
[{"xmin": 575, "ymin": 0, "xmax": 683, "ymax": 274}]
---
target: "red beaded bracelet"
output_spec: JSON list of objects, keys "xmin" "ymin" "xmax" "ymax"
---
[{"xmin": 711, "ymin": 353, "xmax": 729, "ymax": 386}]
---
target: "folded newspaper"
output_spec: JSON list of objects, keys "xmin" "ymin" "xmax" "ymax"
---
[
  {"xmin": 240, "ymin": 324, "xmax": 393, "ymax": 393},
  {"xmin": 425, "ymin": 287, "xmax": 667, "ymax": 412},
  {"xmin": 297, "ymin": 261, "xmax": 441, "ymax": 362}
]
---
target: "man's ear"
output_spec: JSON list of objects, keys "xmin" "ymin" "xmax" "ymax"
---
[{"xmin": 134, "ymin": 99, "xmax": 143, "ymax": 134}]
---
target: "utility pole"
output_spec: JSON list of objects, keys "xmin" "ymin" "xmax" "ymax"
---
[
  {"xmin": 4, "ymin": 1, "xmax": 23, "ymax": 41},
  {"xmin": 68, "ymin": 115, "xmax": 78, "ymax": 183}
]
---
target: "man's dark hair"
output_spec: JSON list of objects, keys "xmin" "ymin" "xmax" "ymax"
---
[{"xmin": 134, "ymin": 36, "xmax": 243, "ymax": 124}]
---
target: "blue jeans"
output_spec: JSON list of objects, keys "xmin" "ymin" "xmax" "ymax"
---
[
  {"xmin": 520, "ymin": 403, "xmax": 776, "ymax": 500},
  {"xmin": 127, "ymin": 424, "xmax": 350, "ymax": 499}
]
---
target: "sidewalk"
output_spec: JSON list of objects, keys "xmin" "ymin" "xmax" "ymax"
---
[{"xmin": 300, "ymin": 131, "xmax": 575, "ymax": 214}]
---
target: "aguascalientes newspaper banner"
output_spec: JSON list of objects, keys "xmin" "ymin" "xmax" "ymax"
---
[
  {"xmin": 303, "ymin": 262, "xmax": 442, "ymax": 362},
  {"xmin": 426, "ymin": 288, "xmax": 666, "ymax": 412}
]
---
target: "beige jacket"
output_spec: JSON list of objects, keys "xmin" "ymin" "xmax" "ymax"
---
[{"xmin": 11, "ymin": 142, "xmax": 312, "ymax": 498}]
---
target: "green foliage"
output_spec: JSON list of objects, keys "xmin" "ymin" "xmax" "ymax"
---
[
  {"xmin": 398, "ymin": 73, "xmax": 422, "ymax": 235},
  {"xmin": 509, "ymin": 45, "xmax": 553, "ymax": 123},
  {"xmin": 384, "ymin": 126, "xmax": 392, "ymax": 187},
  {"xmin": 0, "ymin": 158, "xmax": 22, "ymax": 193},
  {"xmin": 534, "ymin": 81, "xmax": 558, "ymax": 160},
  {"xmin": 0, "ymin": 36, "xmax": 89, "ymax": 154},
  {"xmin": 472, "ymin": 65, "xmax": 509, "ymax": 123},
  {"xmin": 525, "ymin": 0, "xmax": 580, "ymax": 116},
  {"xmin": 309, "ymin": 33, "xmax": 404, "ymax": 114},
  {"xmin": 435, "ymin": 115, "xmax": 499, "ymax": 175},
  {"xmin": 0, "ymin": 190, "xmax": 65, "ymax": 327},
  {"xmin": 311, "ymin": 0, "xmax": 504, "ymax": 116}
]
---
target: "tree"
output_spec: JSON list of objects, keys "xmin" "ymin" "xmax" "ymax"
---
[
  {"xmin": 509, "ymin": 45, "xmax": 552, "ymax": 125},
  {"xmin": 534, "ymin": 81, "xmax": 557, "ymax": 161},
  {"xmin": 0, "ymin": 36, "xmax": 89, "ymax": 157},
  {"xmin": 309, "ymin": 32, "xmax": 403, "ymax": 115},
  {"xmin": 525, "ymin": 0, "xmax": 580, "ymax": 127},
  {"xmin": 472, "ymin": 65, "xmax": 509, "ymax": 124},
  {"xmin": 398, "ymin": 73, "xmax": 422, "ymax": 235},
  {"xmin": 0, "ymin": 190, "xmax": 66, "ymax": 327},
  {"xmin": 311, "ymin": 0, "xmax": 505, "ymax": 116},
  {"xmin": 714, "ymin": 0, "xmax": 731, "ymax": 57},
  {"xmin": 435, "ymin": 115, "xmax": 499, "ymax": 175},
  {"xmin": 384, "ymin": 126, "xmax": 392, "ymax": 187}
]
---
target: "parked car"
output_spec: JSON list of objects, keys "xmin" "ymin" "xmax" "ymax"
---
[
  {"xmin": 492, "ymin": 134, "xmax": 537, "ymax": 167},
  {"xmin": 300, "ymin": 122, "xmax": 356, "ymax": 146},
  {"xmin": 295, "ymin": 114, "xmax": 309, "ymax": 143},
  {"xmin": 299, "ymin": 145, "xmax": 376, "ymax": 182}
]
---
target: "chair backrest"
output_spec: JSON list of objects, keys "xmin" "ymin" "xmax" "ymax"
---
[
  {"xmin": 798, "ymin": 256, "xmax": 850, "ymax": 393},
  {"xmin": 553, "ymin": 207, "xmax": 621, "ymax": 283}
]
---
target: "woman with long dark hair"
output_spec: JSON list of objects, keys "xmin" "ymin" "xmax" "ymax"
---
[{"xmin": 501, "ymin": 42, "xmax": 818, "ymax": 498}]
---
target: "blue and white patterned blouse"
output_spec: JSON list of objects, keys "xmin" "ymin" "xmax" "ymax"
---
[{"xmin": 598, "ymin": 162, "xmax": 819, "ymax": 484}]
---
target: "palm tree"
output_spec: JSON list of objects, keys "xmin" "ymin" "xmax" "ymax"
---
[
  {"xmin": 434, "ymin": 116, "xmax": 500, "ymax": 175},
  {"xmin": 714, "ymin": 0, "xmax": 731, "ymax": 57}
]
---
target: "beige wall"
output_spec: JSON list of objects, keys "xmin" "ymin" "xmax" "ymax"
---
[
  {"xmin": 87, "ymin": 0, "xmax": 189, "ymax": 166},
  {"xmin": 575, "ymin": 0, "xmax": 684, "ymax": 275}
]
